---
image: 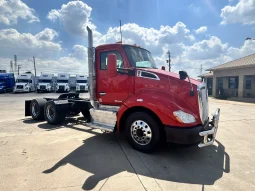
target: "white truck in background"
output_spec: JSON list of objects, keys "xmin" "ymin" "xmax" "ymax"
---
[
  {"xmin": 56, "ymin": 73, "xmax": 70, "ymax": 93},
  {"xmin": 76, "ymin": 75, "xmax": 88, "ymax": 92},
  {"xmin": 14, "ymin": 73, "xmax": 35, "ymax": 93},
  {"xmin": 37, "ymin": 74, "xmax": 54, "ymax": 93}
]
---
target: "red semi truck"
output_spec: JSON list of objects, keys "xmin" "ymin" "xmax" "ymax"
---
[{"xmin": 25, "ymin": 27, "xmax": 220, "ymax": 152}]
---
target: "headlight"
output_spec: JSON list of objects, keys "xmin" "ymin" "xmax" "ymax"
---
[{"xmin": 173, "ymin": 110, "xmax": 196, "ymax": 124}]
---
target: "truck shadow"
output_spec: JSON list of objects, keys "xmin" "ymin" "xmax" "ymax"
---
[{"xmin": 42, "ymin": 131, "xmax": 230, "ymax": 190}]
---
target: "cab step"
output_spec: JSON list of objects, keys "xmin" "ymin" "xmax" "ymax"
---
[
  {"xmin": 86, "ymin": 122, "xmax": 114, "ymax": 132},
  {"xmin": 87, "ymin": 106, "xmax": 119, "ymax": 132}
]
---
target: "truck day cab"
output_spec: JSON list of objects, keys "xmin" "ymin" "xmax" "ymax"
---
[
  {"xmin": 14, "ymin": 73, "xmax": 35, "ymax": 93},
  {"xmin": 37, "ymin": 74, "xmax": 54, "ymax": 93},
  {"xmin": 56, "ymin": 74, "xmax": 70, "ymax": 93},
  {"xmin": 76, "ymin": 75, "xmax": 88, "ymax": 92},
  {"xmin": 0, "ymin": 73, "xmax": 15, "ymax": 93},
  {"xmin": 25, "ymin": 27, "xmax": 220, "ymax": 152}
]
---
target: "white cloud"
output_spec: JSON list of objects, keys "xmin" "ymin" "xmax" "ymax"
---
[
  {"xmin": 1, "ymin": 1, "xmax": 255, "ymax": 78},
  {"xmin": 47, "ymin": 1, "xmax": 95, "ymax": 36},
  {"xmin": 95, "ymin": 22, "xmax": 194, "ymax": 56},
  {"xmin": 221, "ymin": 0, "xmax": 255, "ymax": 25},
  {"xmin": 35, "ymin": 28, "xmax": 58, "ymax": 41},
  {"xmin": 69, "ymin": 45, "xmax": 87, "ymax": 60},
  {"xmin": 195, "ymin": 26, "xmax": 207, "ymax": 34},
  {"xmin": 184, "ymin": 36, "xmax": 228, "ymax": 60},
  {"xmin": 0, "ymin": 28, "xmax": 62, "ymax": 59},
  {"xmin": 0, "ymin": 0, "xmax": 39, "ymax": 25},
  {"xmin": 227, "ymin": 39, "xmax": 255, "ymax": 59}
]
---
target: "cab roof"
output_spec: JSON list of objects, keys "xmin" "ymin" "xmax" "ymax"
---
[{"xmin": 96, "ymin": 43, "xmax": 149, "ymax": 52}]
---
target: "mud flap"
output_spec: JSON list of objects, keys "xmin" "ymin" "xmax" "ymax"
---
[
  {"xmin": 25, "ymin": 100, "xmax": 32, "ymax": 116},
  {"xmin": 53, "ymin": 100, "xmax": 71, "ymax": 113}
]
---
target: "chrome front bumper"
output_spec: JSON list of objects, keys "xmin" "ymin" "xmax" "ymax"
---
[{"xmin": 198, "ymin": 108, "xmax": 220, "ymax": 148}]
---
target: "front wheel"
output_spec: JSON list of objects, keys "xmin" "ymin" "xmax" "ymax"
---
[{"xmin": 125, "ymin": 112, "xmax": 161, "ymax": 153}]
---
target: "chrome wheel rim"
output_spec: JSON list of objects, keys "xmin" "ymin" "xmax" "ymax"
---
[
  {"xmin": 131, "ymin": 120, "xmax": 152, "ymax": 145},
  {"xmin": 46, "ymin": 105, "xmax": 55, "ymax": 121},
  {"xmin": 31, "ymin": 102, "xmax": 39, "ymax": 117}
]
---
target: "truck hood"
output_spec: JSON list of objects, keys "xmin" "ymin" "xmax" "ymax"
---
[
  {"xmin": 16, "ymin": 83, "xmax": 28, "ymax": 86},
  {"xmin": 0, "ymin": 82, "xmax": 5, "ymax": 89},
  {"xmin": 135, "ymin": 68, "xmax": 203, "ymax": 125},
  {"xmin": 57, "ymin": 83, "xmax": 69, "ymax": 86},
  {"xmin": 76, "ymin": 83, "xmax": 87, "ymax": 86},
  {"xmin": 142, "ymin": 68, "xmax": 201, "ymax": 86},
  {"xmin": 38, "ymin": 83, "xmax": 51, "ymax": 86}
]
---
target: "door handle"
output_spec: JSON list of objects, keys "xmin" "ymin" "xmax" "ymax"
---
[{"xmin": 99, "ymin": 92, "xmax": 106, "ymax": 96}]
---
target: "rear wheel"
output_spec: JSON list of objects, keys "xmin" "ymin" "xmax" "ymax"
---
[
  {"xmin": 125, "ymin": 112, "xmax": 161, "ymax": 153},
  {"xmin": 44, "ymin": 101, "xmax": 66, "ymax": 125},
  {"xmin": 30, "ymin": 98, "xmax": 47, "ymax": 120}
]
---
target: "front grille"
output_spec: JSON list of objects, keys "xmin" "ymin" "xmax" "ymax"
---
[
  {"xmin": 17, "ymin": 85, "xmax": 23, "ymax": 89},
  {"xmin": 80, "ymin": 86, "xmax": 85, "ymax": 90},
  {"xmin": 198, "ymin": 83, "xmax": 209, "ymax": 124},
  {"xmin": 40, "ymin": 85, "xmax": 46, "ymax": 90},
  {"xmin": 59, "ymin": 86, "xmax": 65, "ymax": 90}
]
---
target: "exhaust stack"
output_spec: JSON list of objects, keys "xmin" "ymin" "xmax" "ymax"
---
[{"xmin": 87, "ymin": 26, "xmax": 98, "ymax": 109}]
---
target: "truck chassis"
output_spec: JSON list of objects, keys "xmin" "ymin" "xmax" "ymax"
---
[{"xmin": 25, "ymin": 93, "xmax": 93, "ymax": 126}]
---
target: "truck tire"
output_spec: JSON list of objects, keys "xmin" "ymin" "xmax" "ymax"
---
[
  {"xmin": 44, "ymin": 101, "xmax": 66, "ymax": 125},
  {"xmin": 30, "ymin": 98, "xmax": 47, "ymax": 120},
  {"xmin": 81, "ymin": 110, "xmax": 91, "ymax": 122},
  {"xmin": 125, "ymin": 112, "xmax": 161, "ymax": 153}
]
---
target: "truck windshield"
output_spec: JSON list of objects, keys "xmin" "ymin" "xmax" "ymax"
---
[
  {"xmin": 57, "ymin": 80, "xmax": 68, "ymax": 83},
  {"xmin": 123, "ymin": 45, "xmax": 157, "ymax": 69},
  {"xmin": 39, "ymin": 80, "xmax": 52, "ymax": 83},
  {"xmin": 16, "ymin": 79, "xmax": 29, "ymax": 83},
  {"xmin": 76, "ymin": 80, "xmax": 87, "ymax": 83}
]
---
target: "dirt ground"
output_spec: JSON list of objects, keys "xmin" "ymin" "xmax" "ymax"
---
[{"xmin": 0, "ymin": 93, "xmax": 255, "ymax": 191}]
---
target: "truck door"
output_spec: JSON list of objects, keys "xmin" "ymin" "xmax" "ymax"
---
[{"xmin": 96, "ymin": 49, "xmax": 131, "ymax": 105}]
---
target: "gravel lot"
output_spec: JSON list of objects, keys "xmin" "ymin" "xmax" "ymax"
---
[{"xmin": 0, "ymin": 92, "xmax": 255, "ymax": 191}]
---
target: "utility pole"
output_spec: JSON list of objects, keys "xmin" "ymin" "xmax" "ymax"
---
[
  {"xmin": 166, "ymin": 50, "xmax": 171, "ymax": 72},
  {"xmin": 17, "ymin": 65, "xmax": 21, "ymax": 75},
  {"xmin": 33, "ymin": 56, "xmax": 36, "ymax": 77},
  {"xmin": 200, "ymin": 64, "xmax": 203, "ymax": 75},
  {"xmin": 14, "ymin": 55, "xmax": 17, "ymax": 74},
  {"xmin": 10, "ymin": 61, "xmax": 13, "ymax": 73}
]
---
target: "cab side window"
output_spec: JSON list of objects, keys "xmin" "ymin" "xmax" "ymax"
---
[{"xmin": 100, "ymin": 51, "xmax": 124, "ymax": 70}]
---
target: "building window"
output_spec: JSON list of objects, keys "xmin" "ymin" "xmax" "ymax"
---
[
  {"xmin": 100, "ymin": 51, "xmax": 124, "ymax": 70},
  {"xmin": 228, "ymin": 77, "xmax": 239, "ymax": 89},
  {"xmin": 217, "ymin": 78, "xmax": 223, "ymax": 89},
  {"xmin": 245, "ymin": 76, "xmax": 252, "ymax": 89}
]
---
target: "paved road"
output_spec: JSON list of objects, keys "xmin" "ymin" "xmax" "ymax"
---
[{"xmin": 0, "ymin": 93, "xmax": 255, "ymax": 191}]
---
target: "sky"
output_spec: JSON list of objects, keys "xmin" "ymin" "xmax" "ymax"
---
[{"xmin": 0, "ymin": 0, "xmax": 255, "ymax": 77}]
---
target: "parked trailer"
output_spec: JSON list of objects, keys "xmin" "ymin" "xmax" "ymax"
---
[
  {"xmin": 76, "ymin": 75, "xmax": 88, "ymax": 92},
  {"xmin": 0, "ymin": 73, "xmax": 15, "ymax": 93},
  {"xmin": 37, "ymin": 74, "xmax": 55, "ymax": 93},
  {"xmin": 25, "ymin": 27, "xmax": 220, "ymax": 153},
  {"xmin": 56, "ymin": 74, "xmax": 70, "ymax": 93},
  {"xmin": 14, "ymin": 73, "xmax": 35, "ymax": 93}
]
